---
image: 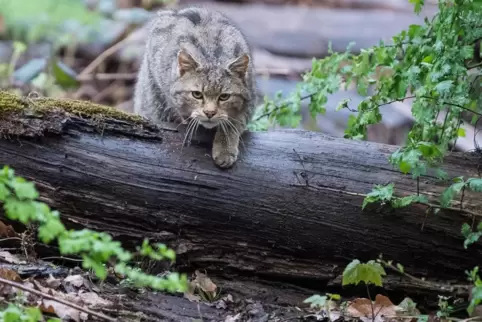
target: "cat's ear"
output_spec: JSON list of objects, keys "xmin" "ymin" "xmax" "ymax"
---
[
  {"xmin": 177, "ymin": 49, "xmax": 199, "ymax": 76},
  {"xmin": 226, "ymin": 54, "xmax": 249, "ymax": 78}
]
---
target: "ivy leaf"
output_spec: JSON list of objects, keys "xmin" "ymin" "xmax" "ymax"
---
[{"xmin": 342, "ymin": 259, "xmax": 386, "ymax": 287}]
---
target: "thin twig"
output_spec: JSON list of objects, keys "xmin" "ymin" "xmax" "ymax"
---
[
  {"xmin": 365, "ymin": 284, "xmax": 375, "ymax": 322},
  {"xmin": 0, "ymin": 277, "xmax": 117, "ymax": 321},
  {"xmin": 467, "ymin": 61, "xmax": 482, "ymax": 70},
  {"xmin": 0, "ymin": 237, "xmax": 22, "ymax": 242},
  {"xmin": 40, "ymin": 256, "xmax": 83, "ymax": 262},
  {"xmin": 77, "ymin": 73, "xmax": 137, "ymax": 82},
  {"xmin": 254, "ymin": 93, "xmax": 314, "ymax": 122},
  {"xmin": 78, "ymin": 37, "xmax": 131, "ymax": 78}
]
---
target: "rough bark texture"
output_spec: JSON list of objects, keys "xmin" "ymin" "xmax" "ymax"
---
[{"xmin": 0, "ymin": 93, "xmax": 481, "ymax": 304}]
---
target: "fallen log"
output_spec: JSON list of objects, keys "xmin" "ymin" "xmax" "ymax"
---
[{"xmin": 0, "ymin": 91, "xmax": 481, "ymax": 301}]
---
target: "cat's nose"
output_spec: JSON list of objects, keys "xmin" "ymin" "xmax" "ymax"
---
[{"xmin": 203, "ymin": 110, "xmax": 216, "ymax": 119}]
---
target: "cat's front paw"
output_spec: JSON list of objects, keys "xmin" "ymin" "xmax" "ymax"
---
[{"xmin": 212, "ymin": 145, "xmax": 238, "ymax": 169}]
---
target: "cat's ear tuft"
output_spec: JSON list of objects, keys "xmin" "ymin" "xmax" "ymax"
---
[
  {"xmin": 178, "ymin": 49, "xmax": 199, "ymax": 76},
  {"xmin": 227, "ymin": 54, "xmax": 249, "ymax": 78}
]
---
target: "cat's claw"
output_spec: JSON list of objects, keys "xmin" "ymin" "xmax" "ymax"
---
[{"xmin": 212, "ymin": 149, "xmax": 238, "ymax": 168}]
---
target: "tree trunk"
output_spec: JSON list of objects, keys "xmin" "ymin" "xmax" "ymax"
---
[{"xmin": 0, "ymin": 92, "xmax": 481, "ymax": 300}]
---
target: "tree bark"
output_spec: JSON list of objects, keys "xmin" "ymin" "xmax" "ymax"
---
[{"xmin": 0, "ymin": 93, "xmax": 481, "ymax": 300}]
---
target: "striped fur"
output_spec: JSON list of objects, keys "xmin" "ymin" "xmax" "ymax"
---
[{"xmin": 134, "ymin": 6, "xmax": 256, "ymax": 168}]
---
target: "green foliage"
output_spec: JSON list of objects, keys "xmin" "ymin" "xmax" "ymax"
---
[
  {"xmin": 255, "ymin": 0, "xmax": 482, "ymax": 188},
  {"xmin": 0, "ymin": 165, "xmax": 188, "ymax": 293},
  {"xmin": 342, "ymin": 259, "xmax": 386, "ymax": 287},
  {"xmin": 303, "ymin": 293, "xmax": 340, "ymax": 310},
  {"xmin": 440, "ymin": 176, "xmax": 482, "ymax": 208},
  {"xmin": 467, "ymin": 267, "xmax": 482, "ymax": 315},
  {"xmin": 0, "ymin": 0, "xmax": 103, "ymax": 46},
  {"xmin": 362, "ymin": 183, "xmax": 427, "ymax": 210},
  {"xmin": 0, "ymin": 304, "xmax": 59, "ymax": 322},
  {"xmin": 461, "ymin": 222, "xmax": 482, "ymax": 249}
]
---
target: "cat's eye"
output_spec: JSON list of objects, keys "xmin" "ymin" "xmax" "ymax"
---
[
  {"xmin": 191, "ymin": 91, "xmax": 203, "ymax": 99},
  {"xmin": 218, "ymin": 93, "xmax": 231, "ymax": 101}
]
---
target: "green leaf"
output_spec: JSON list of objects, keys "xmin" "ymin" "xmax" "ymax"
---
[
  {"xmin": 9, "ymin": 179, "xmax": 38, "ymax": 200},
  {"xmin": 440, "ymin": 181, "xmax": 465, "ymax": 208},
  {"xmin": 462, "ymin": 223, "xmax": 482, "ymax": 249},
  {"xmin": 435, "ymin": 80, "xmax": 453, "ymax": 95},
  {"xmin": 392, "ymin": 195, "xmax": 427, "ymax": 208},
  {"xmin": 0, "ymin": 183, "xmax": 10, "ymax": 200},
  {"xmin": 342, "ymin": 259, "xmax": 386, "ymax": 287},
  {"xmin": 303, "ymin": 294, "xmax": 327, "ymax": 308},
  {"xmin": 468, "ymin": 285, "xmax": 482, "ymax": 315},
  {"xmin": 51, "ymin": 59, "xmax": 79, "ymax": 89},
  {"xmin": 457, "ymin": 128, "xmax": 466, "ymax": 138},
  {"xmin": 467, "ymin": 178, "xmax": 482, "ymax": 192},
  {"xmin": 408, "ymin": 0, "xmax": 424, "ymax": 13},
  {"xmin": 362, "ymin": 183, "xmax": 394, "ymax": 209},
  {"xmin": 396, "ymin": 263, "xmax": 405, "ymax": 273},
  {"xmin": 83, "ymin": 255, "xmax": 107, "ymax": 280}
]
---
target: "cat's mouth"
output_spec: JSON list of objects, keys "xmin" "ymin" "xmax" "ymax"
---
[{"xmin": 199, "ymin": 120, "xmax": 219, "ymax": 129}]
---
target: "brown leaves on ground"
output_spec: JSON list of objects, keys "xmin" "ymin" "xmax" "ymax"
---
[
  {"xmin": 345, "ymin": 294, "xmax": 420, "ymax": 322},
  {"xmin": 185, "ymin": 270, "xmax": 219, "ymax": 302},
  {"xmin": 0, "ymin": 257, "xmax": 114, "ymax": 321},
  {"xmin": 0, "ymin": 220, "xmax": 19, "ymax": 239}
]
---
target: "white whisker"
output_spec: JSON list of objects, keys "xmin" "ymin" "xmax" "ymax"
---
[
  {"xmin": 225, "ymin": 118, "xmax": 246, "ymax": 151},
  {"xmin": 219, "ymin": 121, "xmax": 231, "ymax": 147},
  {"xmin": 188, "ymin": 119, "xmax": 200, "ymax": 145},
  {"xmin": 181, "ymin": 119, "xmax": 196, "ymax": 152}
]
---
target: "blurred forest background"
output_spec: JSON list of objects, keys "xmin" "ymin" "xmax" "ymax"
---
[{"xmin": 0, "ymin": 0, "xmax": 444, "ymax": 147}]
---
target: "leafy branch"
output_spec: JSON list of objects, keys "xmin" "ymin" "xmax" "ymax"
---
[{"xmin": 0, "ymin": 165, "xmax": 188, "ymax": 293}]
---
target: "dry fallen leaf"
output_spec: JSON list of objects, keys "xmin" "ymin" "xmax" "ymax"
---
[
  {"xmin": 224, "ymin": 313, "xmax": 241, "ymax": 322},
  {"xmin": 41, "ymin": 299, "xmax": 81, "ymax": 322},
  {"xmin": 0, "ymin": 267, "xmax": 22, "ymax": 282},
  {"xmin": 40, "ymin": 288, "xmax": 85, "ymax": 322},
  {"xmin": 78, "ymin": 291, "xmax": 113, "ymax": 309},
  {"xmin": 346, "ymin": 294, "xmax": 400, "ymax": 322},
  {"xmin": 0, "ymin": 251, "xmax": 23, "ymax": 264},
  {"xmin": 64, "ymin": 274, "xmax": 85, "ymax": 288},
  {"xmin": 45, "ymin": 275, "xmax": 62, "ymax": 289},
  {"xmin": 184, "ymin": 270, "xmax": 218, "ymax": 302},
  {"xmin": 0, "ymin": 220, "xmax": 18, "ymax": 238},
  {"xmin": 194, "ymin": 270, "xmax": 217, "ymax": 293}
]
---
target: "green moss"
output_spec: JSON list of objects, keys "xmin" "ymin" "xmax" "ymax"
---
[
  {"xmin": 0, "ymin": 91, "xmax": 27, "ymax": 112},
  {"xmin": 0, "ymin": 91, "xmax": 143, "ymax": 123}
]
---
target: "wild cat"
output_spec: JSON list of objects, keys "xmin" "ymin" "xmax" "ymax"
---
[{"xmin": 133, "ymin": 6, "xmax": 256, "ymax": 168}]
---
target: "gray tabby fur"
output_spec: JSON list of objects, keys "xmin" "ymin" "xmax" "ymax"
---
[{"xmin": 133, "ymin": 6, "xmax": 256, "ymax": 168}]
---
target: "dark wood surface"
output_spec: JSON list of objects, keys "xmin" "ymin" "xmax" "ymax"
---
[{"xmin": 0, "ymin": 108, "xmax": 481, "ymax": 296}]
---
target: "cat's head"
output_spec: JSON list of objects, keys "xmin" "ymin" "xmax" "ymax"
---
[{"xmin": 169, "ymin": 48, "xmax": 251, "ymax": 129}]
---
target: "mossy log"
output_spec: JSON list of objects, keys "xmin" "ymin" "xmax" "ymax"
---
[{"xmin": 0, "ymin": 91, "xmax": 481, "ymax": 302}]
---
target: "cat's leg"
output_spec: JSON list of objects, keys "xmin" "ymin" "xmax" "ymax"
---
[{"xmin": 212, "ymin": 122, "xmax": 245, "ymax": 168}]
